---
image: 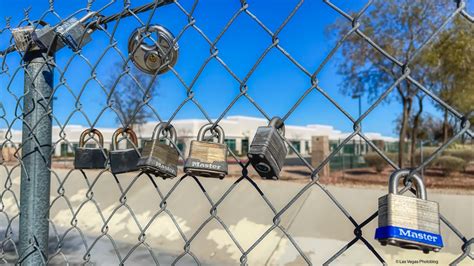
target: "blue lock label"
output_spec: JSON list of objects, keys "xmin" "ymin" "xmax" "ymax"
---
[{"xmin": 375, "ymin": 226, "xmax": 443, "ymax": 247}]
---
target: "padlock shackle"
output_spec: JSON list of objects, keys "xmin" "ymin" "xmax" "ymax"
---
[
  {"xmin": 128, "ymin": 24, "xmax": 178, "ymax": 75},
  {"xmin": 78, "ymin": 11, "xmax": 99, "ymax": 24},
  {"xmin": 268, "ymin": 116, "xmax": 285, "ymax": 136},
  {"xmin": 132, "ymin": 25, "xmax": 175, "ymax": 51},
  {"xmin": 151, "ymin": 123, "xmax": 177, "ymax": 143},
  {"xmin": 197, "ymin": 124, "xmax": 225, "ymax": 144},
  {"xmin": 389, "ymin": 169, "xmax": 427, "ymax": 200},
  {"xmin": 112, "ymin": 127, "xmax": 138, "ymax": 150},
  {"xmin": 79, "ymin": 128, "xmax": 104, "ymax": 147}
]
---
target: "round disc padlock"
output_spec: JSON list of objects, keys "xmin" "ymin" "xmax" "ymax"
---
[{"xmin": 128, "ymin": 25, "xmax": 178, "ymax": 75}]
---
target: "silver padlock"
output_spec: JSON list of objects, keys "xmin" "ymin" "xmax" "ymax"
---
[
  {"xmin": 248, "ymin": 117, "xmax": 287, "ymax": 180},
  {"xmin": 11, "ymin": 26, "xmax": 38, "ymax": 52},
  {"xmin": 32, "ymin": 12, "xmax": 97, "ymax": 52},
  {"xmin": 375, "ymin": 169, "xmax": 443, "ymax": 253},
  {"xmin": 128, "ymin": 25, "xmax": 178, "ymax": 75}
]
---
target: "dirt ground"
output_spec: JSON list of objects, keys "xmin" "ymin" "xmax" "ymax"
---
[{"xmin": 226, "ymin": 163, "xmax": 474, "ymax": 194}]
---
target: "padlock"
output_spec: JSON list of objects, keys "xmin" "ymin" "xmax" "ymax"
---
[
  {"xmin": 128, "ymin": 25, "xmax": 178, "ymax": 75},
  {"xmin": 11, "ymin": 20, "xmax": 50, "ymax": 52},
  {"xmin": 248, "ymin": 117, "xmax": 287, "ymax": 180},
  {"xmin": 109, "ymin": 127, "xmax": 141, "ymax": 175},
  {"xmin": 375, "ymin": 169, "xmax": 443, "ymax": 253},
  {"xmin": 184, "ymin": 124, "xmax": 228, "ymax": 179},
  {"xmin": 32, "ymin": 12, "xmax": 97, "ymax": 52},
  {"xmin": 137, "ymin": 123, "xmax": 179, "ymax": 179},
  {"xmin": 74, "ymin": 128, "xmax": 108, "ymax": 169},
  {"xmin": 11, "ymin": 26, "xmax": 38, "ymax": 52}
]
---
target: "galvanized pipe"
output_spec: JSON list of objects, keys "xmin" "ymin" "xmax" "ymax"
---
[{"xmin": 18, "ymin": 50, "xmax": 54, "ymax": 265}]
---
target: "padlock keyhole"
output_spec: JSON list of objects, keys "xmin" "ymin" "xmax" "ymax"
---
[{"xmin": 256, "ymin": 162, "xmax": 271, "ymax": 173}]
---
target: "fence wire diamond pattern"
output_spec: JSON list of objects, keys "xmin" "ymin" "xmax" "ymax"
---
[{"xmin": 0, "ymin": 0, "xmax": 473, "ymax": 265}]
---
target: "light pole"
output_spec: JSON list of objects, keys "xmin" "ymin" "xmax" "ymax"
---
[
  {"xmin": 420, "ymin": 140, "xmax": 424, "ymax": 180},
  {"xmin": 352, "ymin": 93, "xmax": 362, "ymax": 156},
  {"xmin": 352, "ymin": 93, "xmax": 362, "ymax": 125}
]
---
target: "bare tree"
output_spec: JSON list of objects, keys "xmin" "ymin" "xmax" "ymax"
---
[{"xmin": 107, "ymin": 62, "xmax": 159, "ymax": 132}]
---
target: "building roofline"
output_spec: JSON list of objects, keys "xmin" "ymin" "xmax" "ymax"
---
[{"xmin": 2, "ymin": 116, "xmax": 399, "ymax": 141}]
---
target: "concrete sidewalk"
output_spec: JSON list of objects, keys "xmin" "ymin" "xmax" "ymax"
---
[{"xmin": 0, "ymin": 168, "xmax": 472, "ymax": 265}]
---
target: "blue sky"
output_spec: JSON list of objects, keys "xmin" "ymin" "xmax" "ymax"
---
[{"xmin": 0, "ymin": 0, "xmax": 461, "ymax": 137}]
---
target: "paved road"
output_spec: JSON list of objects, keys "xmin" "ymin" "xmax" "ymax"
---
[{"xmin": 0, "ymin": 167, "xmax": 472, "ymax": 265}]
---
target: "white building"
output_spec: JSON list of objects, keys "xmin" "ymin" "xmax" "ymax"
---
[{"xmin": 1, "ymin": 116, "xmax": 397, "ymax": 157}]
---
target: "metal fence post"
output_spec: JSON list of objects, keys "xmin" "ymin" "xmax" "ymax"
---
[{"xmin": 18, "ymin": 50, "xmax": 54, "ymax": 265}]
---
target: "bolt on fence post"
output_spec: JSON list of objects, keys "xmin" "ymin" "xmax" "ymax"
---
[{"xmin": 18, "ymin": 50, "xmax": 54, "ymax": 265}]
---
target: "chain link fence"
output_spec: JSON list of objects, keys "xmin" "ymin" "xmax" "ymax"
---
[{"xmin": 0, "ymin": 0, "xmax": 473, "ymax": 265}]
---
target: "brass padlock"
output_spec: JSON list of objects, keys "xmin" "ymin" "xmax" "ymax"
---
[
  {"xmin": 137, "ymin": 123, "xmax": 179, "ymax": 179},
  {"xmin": 74, "ymin": 128, "xmax": 108, "ymax": 169},
  {"xmin": 128, "ymin": 25, "xmax": 178, "ymax": 75},
  {"xmin": 248, "ymin": 117, "xmax": 287, "ymax": 180},
  {"xmin": 109, "ymin": 128, "xmax": 141, "ymax": 175},
  {"xmin": 184, "ymin": 124, "xmax": 228, "ymax": 179},
  {"xmin": 375, "ymin": 169, "xmax": 443, "ymax": 253}
]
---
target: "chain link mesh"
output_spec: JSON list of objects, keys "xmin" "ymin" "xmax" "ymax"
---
[{"xmin": 0, "ymin": 0, "xmax": 473, "ymax": 265}]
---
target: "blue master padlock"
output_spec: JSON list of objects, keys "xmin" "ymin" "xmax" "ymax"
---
[{"xmin": 375, "ymin": 169, "xmax": 443, "ymax": 253}]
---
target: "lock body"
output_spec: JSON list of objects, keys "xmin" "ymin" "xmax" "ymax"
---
[
  {"xmin": 375, "ymin": 177, "xmax": 443, "ymax": 253},
  {"xmin": 109, "ymin": 128, "xmax": 141, "ymax": 174},
  {"xmin": 32, "ymin": 25, "xmax": 66, "ymax": 52},
  {"xmin": 137, "ymin": 140, "xmax": 178, "ymax": 179},
  {"xmin": 32, "ymin": 16, "xmax": 93, "ymax": 52},
  {"xmin": 74, "ymin": 148, "xmax": 107, "ymax": 169},
  {"xmin": 56, "ymin": 17, "xmax": 92, "ymax": 51},
  {"xmin": 74, "ymin": 129, "xmax": 107, "ymax": 169},
  {"xmin": 110, "ymin": 149, "xmax": 141, "ymax": 175},
  {"xmin": 248, "ymin": 126, "xmax": 287, "ymax": 180},
  {"xmin": 184, "ymin": 141, "xmax": 228, "ymax": 179},
  {"xmin": 12, "ymin": 26, "xmax": 39, "ymax": 52}
]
